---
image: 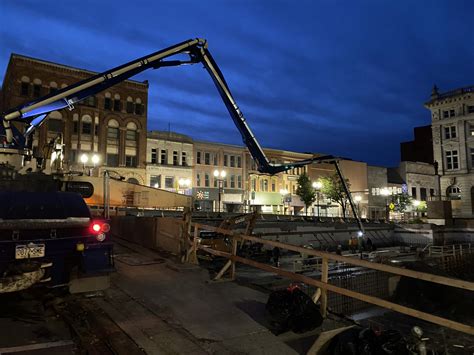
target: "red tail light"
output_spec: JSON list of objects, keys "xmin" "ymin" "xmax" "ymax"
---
[
  {"xmin": 90, "ymin": 221, "xmax": 111, "ymax": 235},
  {"xmin": 92, "ymin": 223, "xmax": 101, "ymax": 233}
]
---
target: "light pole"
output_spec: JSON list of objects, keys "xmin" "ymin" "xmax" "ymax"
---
[
  {"xmin": 354, "ymin": 195, "xmax": 362, "ymax": 217},
  {"xmin": 80, "ymin": 153, "xmax": 88, "ymax": 174},
  {"xmin": 312, "ymin": 181, "xmax": 322, "ymax": 219},
  {"xmin": 380, "ymin": 188, "xmax": 390, "ymax": 221},
  {"xmin": 214, "ymin": 169, "xmax": 226, "ymax": 214},
  {"xmin": 279, "ymin": 188, "xmax": 288, "ymax": 215}
]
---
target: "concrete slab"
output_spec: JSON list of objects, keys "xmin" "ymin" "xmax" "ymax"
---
[{"xmin": 109, "ymin": 240, "xmax": 297, "ymax": 354}]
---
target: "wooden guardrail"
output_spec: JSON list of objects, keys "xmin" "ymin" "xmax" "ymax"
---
[
  {"xmin": 429, "ymin": 243, "xmax": 472, "ymax": 257},
  {"xmin": 187, "ymin": 222, "xmax": 474, "ymax": 336}
]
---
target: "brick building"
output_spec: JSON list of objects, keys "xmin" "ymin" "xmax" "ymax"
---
[{"xmin": 1, "ymin": 54, "xmax": 148, "ymax": 183}]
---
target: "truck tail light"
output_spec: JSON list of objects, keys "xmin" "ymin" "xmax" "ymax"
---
[{"xmin": 90, "ymin": 221, "xmax": 110, "ymax": 242}]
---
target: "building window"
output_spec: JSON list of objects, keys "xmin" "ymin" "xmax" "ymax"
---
[
  {"xmin": 150, "ymin": 175, "xmax": 161, "ymax": 188},
  {"xmin": 271, "ymin": 180, "xmax": 276, "ymax": 192},
  {"xmin": 445, "ymin": 150, "xmax": 459, "ymax": 170},
  {"xmin": 237, "ymin": 156, "xmax": 242, "ymax": 168},
  {"xmin": 213, "ymin": 154, "xmax": 218, "ymax": 165},
  {"xmin": 165, "ymin": 177, "xmax": 174, "ymax": 189},
  {"xmin": 204, "ymin": 152, "xmax": 210, "ymax": 165},
  {"xmin": 224, "ymin": 154, "xmax": 228, "ymax": 166},
  {"xmin": 196, "ymin": 151, "xmax": 201, "ymax": 164},
  {"xmin": 160, "ymin": 150, "xmax": 167, "ymax": 164},
  {"xmin": 48, "ymin": 119, "xmax": 63, "ymax": 133},
  {"xmin": 447, "ymin": 185, "xmax": 461, "ymax": 200},
  {"xmin": 69, "ymin": 150, "xmax": 77, "ymax": 164},
  {"xmin": 82, "ymin": 96, "xmax": 96, "ymax": 107},
  {"xmin": 107, "ymin": 127, "xmax": 119, "ymax": 140},
  {"xmin": 82, "ymin": 122, "xmax": 92, "ymax": 135},
  {"xmin": 196, "ymin": 173, "xmax": 201, "ymax": 187},
  {"xmin": 173, "ymin": 151, "xmax": 179, "ymax": 166},
  {"xmin": 182, "ymin": 152, "xmax": 187, "ymax": 166},
  {"xmin": 125, "ymin": 155, "xmax": 137, "ymax": 167},
  {"xmin": 444, "ymin": 126, "xmax": 457, "ymax": 139},
  {"xmin": 469, "ymin": 124, "xmax": 474, "ymax": 137},
  {"xmin": 468, "ymin": 105, "xmax": 474, "ymax": 114},
  {"xmin": 135, "ymin": 103, "xmax": 144, "ymax": 115},
  {"xmin": 213, "ymin": 177, "xmax": 217, "ymax": 188},
  {"xmin": 470, "ymin": 148, "xmax": 474, "ymax": 167},
  {"xmin": 260, "ymin": 179, "xmax": 268, "ymax": 192},
  {"xmin": 223, "ymin": 177, "xmax": 228, "ymax": 188},
  {"xmin": 230, "ymin": 156, "xmax": 235, "ymax": 167},
  {"xmin": 73, "ymin": 121, "xmax": 79, "ymax": 134},
  {"xmin": 113, "ymin": 99, "xmax": 121, "ymax": 111},
  {"xmin": 106, "ymin": 154, "xmax": 119, "ymax": 167},
  {"xmin": 251, "ymin": 178, "xmax": 256, "ymax": 191},
  {"xmin": 430, "ymin": 188, "xmax": 435, "ymax": 197},
  {"xmin": 411, "ymin": 187, "xmax": 417, "ymax": 199},
  {"xmin": 151, "ymin": 148, "xmax": 157, "ymax": 164},
  {"xmin": 205, "ymin": 173, "xmax": 210, "ymax": 187},
  {"xmin": 49, "ymin": 87, "xmax": 58, "ymax": 94},
  {"xmin": 126, "ymin": 130, "xmax": 137, "ymax": 141},
  {"xmin": 20, "ymin": 82, "xmax": 29, "ymax": 96},
  {"xmin": 33, "ymin": 84, "xmax": 41, "ymax": 97},
  {"xmin": 104, "ymin": 97, "xmax": 112, "ymax": 110},
  {"xmin": 237, "ymin": 175, "xmax": 242, "ymax": 188},
  {"xmin": 230, "ymin": 175, "xmax": 235, "ymax": 188},
  {"xmin": 126, "ymin": 101, "xmax": 134, "ymax": 114},
  {"xmin": 443, "ymin": 109, "xmax": 455, "ymax": 118},
  {"xmin": 420, "ymin": 188, "xmax": 427, "ymax": 201}
]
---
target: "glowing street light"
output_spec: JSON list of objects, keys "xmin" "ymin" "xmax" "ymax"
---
[
  {"xmin": 280, "ymin": 188, "xmax": 289, "ymax": 215},
  {"xmin": 214, "ymin": 170, "xmax": 227, "ymax": 214},
  {"xmin": 312, "ymin": 180, "xmax": 323, "ymax": 219},
  {"xmin": 91, "ymin": 154, "xmax": 100, "ymax": 166}
]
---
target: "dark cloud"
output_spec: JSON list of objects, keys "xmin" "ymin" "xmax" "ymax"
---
[{"xmin": 1, "ymin": 0, "xmax": 473, "ymax": 167}]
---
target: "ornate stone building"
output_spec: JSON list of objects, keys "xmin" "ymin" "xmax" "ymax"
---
[
  {"xmin": 425, "ymin": 85, "xmax": 474, "ymax": 217},
  {"xmin": 1, "ymin": 54, "xmax": 148, "ymax": 184}
]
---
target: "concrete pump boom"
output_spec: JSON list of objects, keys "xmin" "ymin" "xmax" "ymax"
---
[{"xmin": 0, "ymin": 38, "xmax": 365, "ymax": 235}]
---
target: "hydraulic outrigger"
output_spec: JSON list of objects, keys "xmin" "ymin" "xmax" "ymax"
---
[{"xmin": 1, "ymin": 38, "xmax": 364, "ymax": 236}]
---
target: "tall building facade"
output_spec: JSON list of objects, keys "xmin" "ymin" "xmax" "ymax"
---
[
  {"xmin": 1, "ymin": 54, "xmax": 148, "ymax": 183},
  {"xmin": 425, "ymin": 85, "xmax": 474, "ymax": 217}
]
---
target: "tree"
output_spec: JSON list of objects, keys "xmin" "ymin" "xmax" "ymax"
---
[
  {"xmin": 320, "ymin": 173, "xmax": 351, "ymax": 218},
  {"xmin": 393, "ymin": 192, "xmax": 412, "ymax": 213},
  {"xmin": 296, "ymin": 173, "xmax": 316, "ymax": 215}
]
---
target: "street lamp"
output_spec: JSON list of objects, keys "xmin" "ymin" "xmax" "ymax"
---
[
  {"xmin": 354, "ymin": 195, "xmax": 362, "ymax": 217},
  {"xmin": 380, "ymin": 188, "xmax": 391, "ymax": 221},
  {"xmin": 280, "ymin": 188, "xmax": 288, "ymax": 215},
  {"xmin": 214, "ymin": 169, "xmax": 226, "ymax": 214},
  {"xmin": 178, "ymin": 178, "xmax": 191, "ymax": 194},
  {"xmin": 312, "ymin": 180, "xmax": 322, "ymax": 219},
  {"xmin": 80, "ymin": 153, "xmax": 89, "ymax": 173}
]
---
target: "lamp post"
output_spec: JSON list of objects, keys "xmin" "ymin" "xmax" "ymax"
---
[
  {"xmin": 380, "ymin": 188, "xmax": 390, "ymax": 221},
  {"xmin": 354, "ymin": 195, "xmax": 362, "ymax": 217},
  {"xmin": 279, "ymin": 188, "xmax": 288, "ymax": 215},
  {"xmin": 312, "ymin": 181, "xmax": 322, "ymax": 219},
  {"xmin": 80, "ymin": 153, "xmax": 88, "ymax": 173},
  {"xmin": 214, "ymin": 169, "xmax": 226, "ymax": 214}
]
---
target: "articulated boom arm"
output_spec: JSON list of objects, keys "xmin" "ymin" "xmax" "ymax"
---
[
  {"xmin": 1, "ymin": 39, "xmax": 364, "ymax": 234},
  {"xmin": 1, "ymin": 38, "xmax": 325, "ymax": 175}
]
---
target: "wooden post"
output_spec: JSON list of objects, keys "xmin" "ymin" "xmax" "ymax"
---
[
  {"xmin": 214, "ymin": 260, "xmax": 232, "ymax": 281},
  {"xmin": 312, "ymin": 288, "xmax": 321, "ymax": 303},
  {"xmin": 186, "ymin": 226, "xmax": 200, "ymax": 265},
  {"xmin": 320, "ymin": 257, "xmax": 328, "ymax": 317},
  {"xmin": 230, "ymin": 238, "xmax": 238, "ymax": 280}
]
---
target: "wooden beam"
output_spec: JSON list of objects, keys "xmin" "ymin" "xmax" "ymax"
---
[
  {"xmin": 199, "ymin": 246, "xmax": 474, "ymax": 335},
  {"xmin": 192, "ymin": 223, "xmax": 474, "ymax": 292},
  {"xmin": 214, "ymin": 260, "xmax": 232, "ymax": 281},
  {"xmin": 320, "ymin": 257, "xmax": 328, "ymax": 318},
  {"xmin": 230, "ymin": 238, "xmax": 238, "ymax": 280}
]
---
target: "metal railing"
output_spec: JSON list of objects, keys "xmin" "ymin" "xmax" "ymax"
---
[
  {"xmin": 186, "ymin": 222, "xmax": 474, "ymax": 335},
  {"xmin": 429, "ymin": 243, "xmax": 472, "ymax": 257}
]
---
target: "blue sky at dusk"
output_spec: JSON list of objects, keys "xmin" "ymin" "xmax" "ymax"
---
[{"xmin": 1, "ymin": 0, "xmax": 473, "ymax": 167}]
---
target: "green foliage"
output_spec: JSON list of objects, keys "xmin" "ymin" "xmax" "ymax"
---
[
  {"xmin": 319, "ymin": 173, "xmax": 351, "ymax": 217},
  {"xmin": 296, "ymin": 173, "xmax": 316, "ymax": 214},
  {"xmin": 393, "ymin": 192, "xmax": 412, "ymax": 213}
]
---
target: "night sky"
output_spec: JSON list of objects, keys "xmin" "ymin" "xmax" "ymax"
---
[{"xmin": 1, "ymin": 0, "xmax": 473, "ymax": 167}]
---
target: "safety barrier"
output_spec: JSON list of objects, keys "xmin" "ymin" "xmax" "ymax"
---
[{"xmin": 186, "ymin": 222, "xmax": 474, "ymax": 336}]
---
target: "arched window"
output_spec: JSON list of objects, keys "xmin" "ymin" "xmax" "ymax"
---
[
  {"xmin": 20, "ymin": 76, "xmax": 30, "ymax": 96},
  {"xmin": 81, "ymin": 115, "xmax": 92, "ymax": 135},
  {"xmin": 113, "ymin": 94, "xmax": 121, "ymax": 111},
  {"xmin": 107, "ymin": 119, "xmax": 119, "ymax": 141},
  {"xmin": 126, "ymin": 96, "xmax": 134, "ymax": 113},
  {"xmin": 134, "ymin": 98, "xmax": 144, "ymax": 115},
  {"xmin": 447, "ymin": 185, "xmax": 461, "ymax": 200},
  {"xmin": 49, "ymin": 81, "xmax": 58, "ymax": 94},
  {"xmin": 47, "ymin": 111, "xmax": 63, "ymax": 133},
  {"xmin": 126, "ymin": 122, "xmax": 138, "ymax": 144},
  {"xmin": 127, "ymin": 178, "xmax": 139, "ymax": 185},
  {"xmin": 104, "ymin": 92, "xmax": 112, "ymax": 110}
]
